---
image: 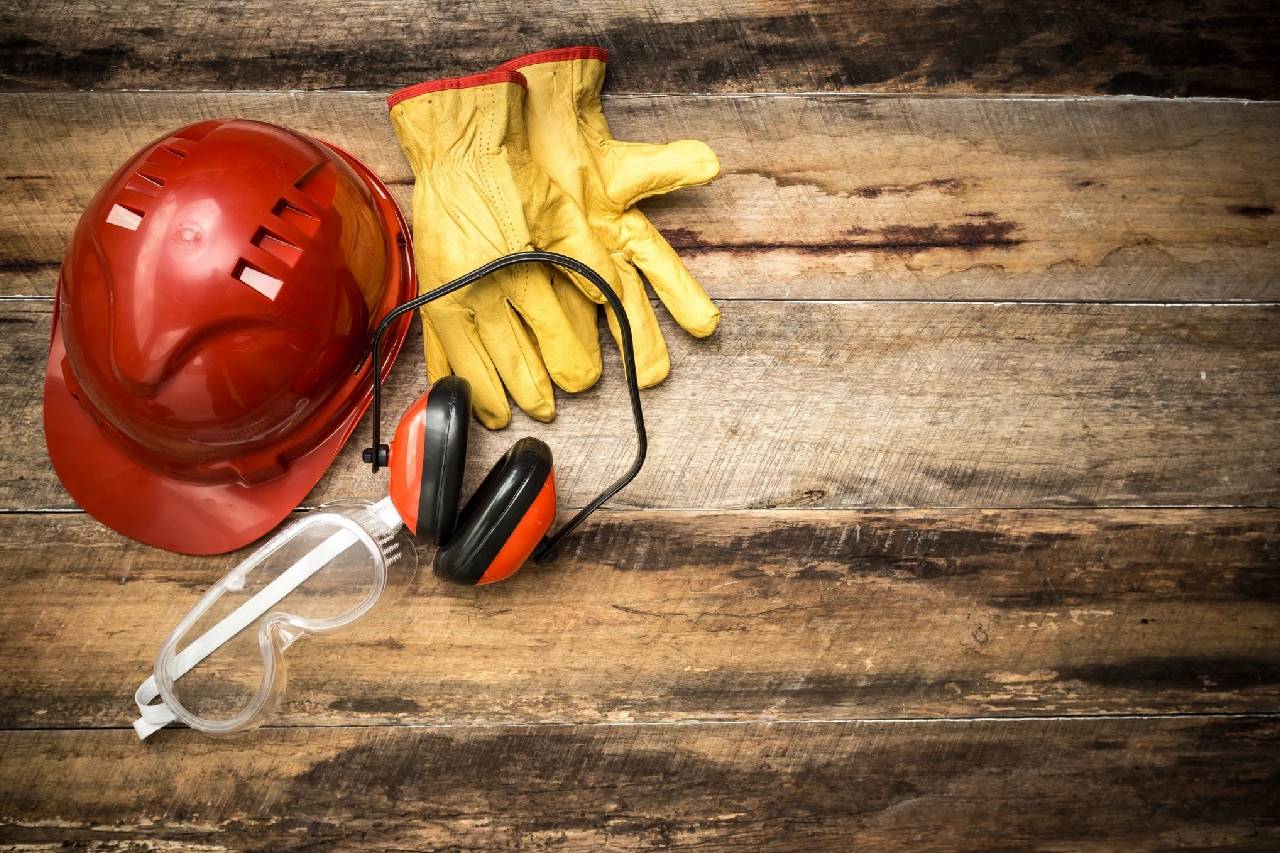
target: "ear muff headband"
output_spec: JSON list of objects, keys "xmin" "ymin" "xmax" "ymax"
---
[
  {"xmin": 418, "ymin": 376, "xmax": 470, "ymax": 544},
  {"xmin": 363, "ymin": 251, "xmax": 647, "ymax": 562},
  {"xmin": 434, "ymin": 437, "xmax": 553, "ymax": 585}
]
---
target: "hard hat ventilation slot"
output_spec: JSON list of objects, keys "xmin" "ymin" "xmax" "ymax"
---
[
  {"xmin": 294, "ymin": 160, "xmax": 338, "ymax": 206},
  {"xmin": 125, "ymin": 172, "xmax": 165, "ymax": 198},
  {"xmin": 158, "ymin": 144, "xmax": 188, "ymax": 160},
  {"xmin": 252, "ymin": 227, "xmax": 302, "ymax": 266},
  {"xmin": 271, "ymin": 198, "xmax": 321, "ymax": 237},
  {"xmin": 106, "ymin": 203, "xmax": 144, "ymax": 231},
  {"xmin": 233, "ymin": 259, "xmax": 284, "ymax": 300}
]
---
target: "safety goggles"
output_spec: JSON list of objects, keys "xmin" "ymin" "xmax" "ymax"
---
[{"xmin": 133, "ymin": 498, "xmax": 416, "ymax": 738}]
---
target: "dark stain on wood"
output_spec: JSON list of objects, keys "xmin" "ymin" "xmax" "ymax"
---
[
  {"xmin": 659, "ymin": 656, "xmax": 1280, "ymax": 709},
  {"xmin": 3, "ymin": 719, "xmax": 1278, "ymax": 849},
  {"xmin": 3, "ymin": 510, "xmax": 1276, "ymax": 728},
  {"xmin": 1227, "ymin": 204, "xmax": 1276, "ymax": 218},
  {"xmin": 328, "ymin": 697, "xmax": 423, "ymax": 714},
  {"xmin": 1234, "ymin": 564, "xmax": 1280, "ymax": 603},
  {"xmin": 659, "ymin": 671, "xmax": 951, "ymax": 710},
  {"xmin": 285, "ymin": 725, "xmax": 1023, "ymax": 834},
  {"xmin": 583, "ymin": 515, "xmax": 1061, "ymax": 578},
  {"xmin": 1056, "ymin": 656, "xmax": 1280, "ymax": 693},
  {"xmin": 853, "ymin": 177, "xmax": 965, "ymax": 199},
  {"xmin": 573, "ymin": 511, "xmax": 1279, "ymax": 602},
  {"xmin": 0, "ymin": 261, "xmax": 58, "ymax": 273},
  {"xmin": 661, "ymin": 218, "xmax": 1024, "ymax": 255},
  {"xmin": 872, "ymin": 219, "xmax": 1024, "ymax": 253},
  {"xmin": 3, "ymin": 1, "xmax": 1279, "ymax": 96},
  {"xmin": 0, "ymin": 35, "xmax": 137, "ymax": 91}
]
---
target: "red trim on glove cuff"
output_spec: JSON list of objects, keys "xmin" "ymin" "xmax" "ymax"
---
[
  {"xmin": 495, "ymin": 46, "xmax": 608, "ymax": 71},
  {"xmin": 387, "ymin": 70, "xmax": 528, "ymax": 109}
]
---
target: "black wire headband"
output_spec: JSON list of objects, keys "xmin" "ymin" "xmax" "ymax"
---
[{"xmin": 360, "ymin": 251, "xmax": 647, "ymax": 561}]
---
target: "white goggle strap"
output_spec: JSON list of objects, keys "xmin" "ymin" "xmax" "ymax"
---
[{"xmin": 133, "ymin": 498, "xmax": 402, "ymax": 740}]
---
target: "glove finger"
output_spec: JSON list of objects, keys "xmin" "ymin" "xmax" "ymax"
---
[
  {"xmin": 530, "ymin": 192, "xmax": 618, "ymax": 304},
  {"xmin": 626, "ymin": 213, "xmax": 721, "ymax": 338},
  {"xmin": 509, "ymin": 283, "xmax": 601, "ymax": 394},
  {"xmin": 604, "ymin": 138, "xmax": 720, "ymax": 209},
  {"xmin": 602, "ymin": 256, "xmax": 670, "ymax": 388},
  {"xmin": 424, "ymin": 300, "xmax": 511, "ymax": 430},
  {"xmin": 473, "ymin": 297, "xmax": 557, "ymax": 424},
  {"xmin": 553, "ymin": 273, "xmax": 602, "ymax": 365},
  {"xmin": 420, "ymin": 309, "xmax": 452, "ymax": 384}
]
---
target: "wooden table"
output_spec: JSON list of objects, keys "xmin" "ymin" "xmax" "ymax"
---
[{"xmin": 2, "ymin": 3, "xmax": 1279, "ymax": 849}]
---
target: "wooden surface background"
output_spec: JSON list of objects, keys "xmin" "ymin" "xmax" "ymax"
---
[{"xmin": 2, "ymin": 2, "xmax": 1279, "ymax": 850}]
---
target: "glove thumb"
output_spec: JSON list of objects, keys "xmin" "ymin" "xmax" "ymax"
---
[{"xmin": 604, "ymin": 138, "xmax": 719, "ymax": 209}]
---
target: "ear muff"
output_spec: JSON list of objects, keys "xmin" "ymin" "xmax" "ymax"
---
[
  {"xmin": 434, "ymin": 437, "xmax": 556, "ymax": 586},
  {"xmin": 387, "ymin": 376, "xmax": 470, "ymax": 543},
  {"xmin": 388, "ymin": 379, "xmax": 557, "ymax": 585}
]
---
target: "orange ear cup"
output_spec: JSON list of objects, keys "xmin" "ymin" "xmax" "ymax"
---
[
  {"xmin": 388, "ymin": 392, "xmax": 429, "ymax": 536},
  {"xmin": 388, "ymin": 377, "xmax": 469, "ymax": 542},
  {"xmin": 475, "ymin": 472, "xmax": 556, "ymax": 585},
  {"xmin": 433, "ymin": 437, "xmax": 555, "ymax": 585},
  {"xmin": 386, "ymin": 378, "xmax": 556, "ymax": 586}
]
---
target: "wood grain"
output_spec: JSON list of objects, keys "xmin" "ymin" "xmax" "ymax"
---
[
  {"xmin": 2, "ymin": 0, "xmax": 1278, "ymax": 97},
  {"xmin": 1, "ymin": 717, "xmax": 1277, "ymax": 850},
  {"xmin": 4, "ymin": 93, "xmax": 1278, "ymax": 301},
  {"xmin": 1, "ymin": 510, "xmax": 1276, "ymax": 729},
  {"xmin": 4, "ymin": 299, "xmax": 1278, "ymax": 512}
]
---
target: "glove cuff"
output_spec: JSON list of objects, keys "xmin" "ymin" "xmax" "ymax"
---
[
  {"xmin": 496, "ymin": 46, "xmax": 609, "ymax": 136},
  {"xmin": 495, "ymin": 46, "xmax": 607, "ymax": 71},
  {"xmin": 387, "ymin": 69, "xmax": 527, "ymax": 109},
  {"xmin": 388, "ymin": 70, "xmax": 531, "ymax": 169}
]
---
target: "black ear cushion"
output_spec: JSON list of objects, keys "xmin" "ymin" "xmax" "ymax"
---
[
  {"xmin": 418, "ymin": 376, "xmax": 471, "ymax": 545},
  {"xmin": 434, "ymin": 436, "xmax": 553, "ymax": 585}
]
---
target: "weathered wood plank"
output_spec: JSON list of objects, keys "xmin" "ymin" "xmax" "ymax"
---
[
  {"xmin": 0, "ymin": 510, "xmax": 1276, "ymax": 729},
  {"xmin": 1, "ymin": 718, "xmax": 1277, "ymax": 850},
  {"xmin": 3, "ymin": 93, "xmax": 1278, "ymax": 301},
  {"xmin": 4, "ymin": 299, "xmax": 1278, "ymax": 511},
  {"xmin": 2, "ymin": 1, "xmax": 1278, "ymax": 97}
]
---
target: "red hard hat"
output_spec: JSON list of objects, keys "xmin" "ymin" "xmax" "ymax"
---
[{"xmin": 44, "ymin": 119, "xmax": 414, "ymax": 555}]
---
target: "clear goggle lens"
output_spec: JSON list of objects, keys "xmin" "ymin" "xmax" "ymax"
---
[{"xmin": 135, "ymin": 498, "xmax": 417, "ymax": 736}]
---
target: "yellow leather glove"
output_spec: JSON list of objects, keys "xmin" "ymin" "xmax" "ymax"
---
[
  {"xmin": 387, "ymin": 71, "xmax": 623, "ymax": 428},
  {"xmin": 498, "ymin": 47, "xmax": 722, "ymax": 388}
]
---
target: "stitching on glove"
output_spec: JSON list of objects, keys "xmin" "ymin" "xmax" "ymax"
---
[{"xmin": 476, "ymin": 92, "xmax": 520, "ymax": 255}]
